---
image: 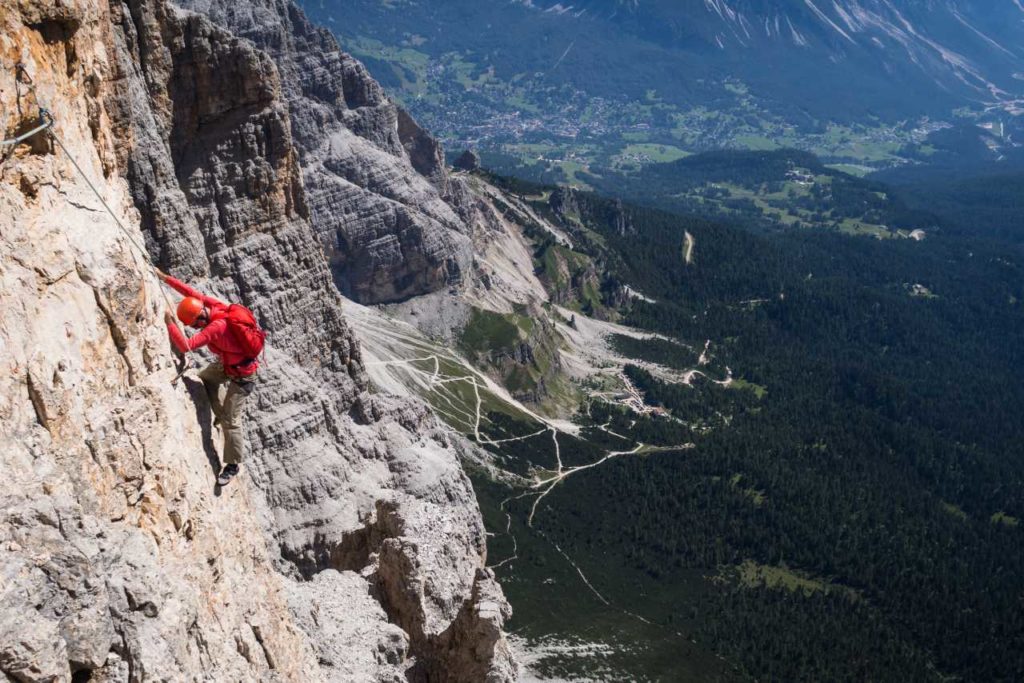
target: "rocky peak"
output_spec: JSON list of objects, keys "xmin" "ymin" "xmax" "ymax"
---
[
  {"xmin": 176, "ymin": 0, "xmax": 472, "ymax": 305},
  {"xmin": 453, "ymin": 149, "xmax": 481, "ymax": 172},
  {"xmin": 397, "ymin": 106, "xmax": 450, "ymax": 195},
  {"xmin": 612, "ymin": 197, "xmax": 633, "ymax": 236},
  {"xmin": 549, "ymin": 185, "xmax": 580, "ymax": 218}
]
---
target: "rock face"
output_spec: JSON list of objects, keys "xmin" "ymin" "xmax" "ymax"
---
[
  {"xmin": 548, "ymin": 186, "xmax": 579, "ymax": 220},
  {"xmin": 397, "ymin": 107, "xmax": 451, "ymax": 194},
  {"xmin": 176, "ymin": 0, "xmax": 471, "ymax": 305},
  {"xmin": 453, "ymin": 150, "xmax": 480, "ymax": 172},
  {"xmin": 0, "ymin": 0, "xmax": 514, "ymax": 680}
]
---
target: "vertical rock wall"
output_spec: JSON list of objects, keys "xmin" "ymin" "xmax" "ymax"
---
[
  {"xmin": 174, "ymin": 0, "xmax": 472, "ymax": 305},
  {"xmin": 1, "ymin": 1, "xmax": 322, "ymax": 679},
  {"xmin": 0, "ymin": 0, "xmax": 515, "ymax": 680}
]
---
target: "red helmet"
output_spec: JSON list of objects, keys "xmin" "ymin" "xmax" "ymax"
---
[{"xmin": 176, "ymin": 297, "xmax": 204, "ymax": 325}]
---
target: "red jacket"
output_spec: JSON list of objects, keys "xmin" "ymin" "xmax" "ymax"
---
[{"xmin": 165, "ymin": 276, "xmax": 260, "ymax": 377}]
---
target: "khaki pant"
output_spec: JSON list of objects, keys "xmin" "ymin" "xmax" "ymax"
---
[{"xmin": 198, "ymin": 362, "xmax": 255, "ymax": 465}]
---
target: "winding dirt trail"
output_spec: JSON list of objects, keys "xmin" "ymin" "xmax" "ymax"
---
[{"xmin": 345, "ymin": 298, "xmax": 707, "ymax": 642}]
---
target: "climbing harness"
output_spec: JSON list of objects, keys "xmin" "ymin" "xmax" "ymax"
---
[{"xmin": 8, "ymin": 63, "xmax": 188, "ymax": 373}]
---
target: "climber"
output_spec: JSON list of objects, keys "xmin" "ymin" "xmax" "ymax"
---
[{"xmin": 157, "ymin": 269, "xmax": 266, "ymax": 487}]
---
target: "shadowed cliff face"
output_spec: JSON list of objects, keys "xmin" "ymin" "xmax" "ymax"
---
[
  {"xmin": 0, "ymin": 0, "xmax": 514, "ymax": 679},
  {"xmin": 174, "ymin": 0, "xmax": 472, "ymax": 306}
]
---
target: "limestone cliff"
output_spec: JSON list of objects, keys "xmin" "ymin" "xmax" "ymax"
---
[
  {"xmin": 0, "ymin": 0, "xmax": 514, "ymax": 680},
  {"xmin": 174, "ymin": 0, "xmax": 471, "ymax": 306}
]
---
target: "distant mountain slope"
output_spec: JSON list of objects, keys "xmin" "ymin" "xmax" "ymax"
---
[
  {"xmin": 302, "ymin": 0, "xmax": 1024, "ymax": 180},
  {"xmin": 311, "ymin": 0, "xmax": 1024, "ymax": 117},
  {"xmin": 566, "ymin": 0, "xmax": 1024, "ymax": 113}
]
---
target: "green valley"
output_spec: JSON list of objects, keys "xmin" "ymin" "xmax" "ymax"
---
[{"xmin": 350, "ymin": 165, "xmax": 1024, "ymax": 681}]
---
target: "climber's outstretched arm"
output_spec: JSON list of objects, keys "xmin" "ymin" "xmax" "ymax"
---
[{"xmin": 155, "ymin": 269, "xmax": 225, "ymax": 308}]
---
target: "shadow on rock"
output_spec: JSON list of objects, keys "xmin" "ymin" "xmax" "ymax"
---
[{"xmin": 182, "ymin": 376, "xmax": 223, "ymax": 492}]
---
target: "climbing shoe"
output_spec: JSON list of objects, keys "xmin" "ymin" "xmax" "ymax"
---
[{"xmin": 217, "ymin": 464, "xmax": 240, "ymax": 486}]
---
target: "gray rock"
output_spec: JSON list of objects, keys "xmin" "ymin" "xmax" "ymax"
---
[
  {"xmin": 397, "ymin": 107, "xmax": 450, "ymax": 194},
  {"xmin": 175, "ymin": 0, "xmax": 472, "ymax": 305},
  {"xmin": 0, "ymin": 0, "xmax": 514, "ymax": 679},
  {"xmin": 286, "ymin": 570, "xmax": 410, "ymax": 682},
  {"xmin": 548, "ymin": 186, "xmax": 579, "ymax": 219},
  {"xmin": 110, "ymin": 0, "xmax": 514, "ymax": 680}
]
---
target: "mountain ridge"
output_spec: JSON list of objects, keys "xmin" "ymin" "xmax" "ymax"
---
[{"xmin": 302, "ymin": 0, "xmax": 1024, "ymax": 182}]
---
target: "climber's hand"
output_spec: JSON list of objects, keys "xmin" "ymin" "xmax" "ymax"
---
[
  {"xmin": 154, "ymin": 268, "xmax": 170, "ymax": 282},
  {"xmin": 164, "ymin": 311, "xmax": 176, "ymax": 326}
]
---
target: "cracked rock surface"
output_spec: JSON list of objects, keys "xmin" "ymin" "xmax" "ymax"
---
[
  {"xmin": 0, "ymin": 0, "xmax": 514, "ymax": 680},
  {"xmin": 176, "ymin": 0, "xmax": 472, "ymax": 305}
]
